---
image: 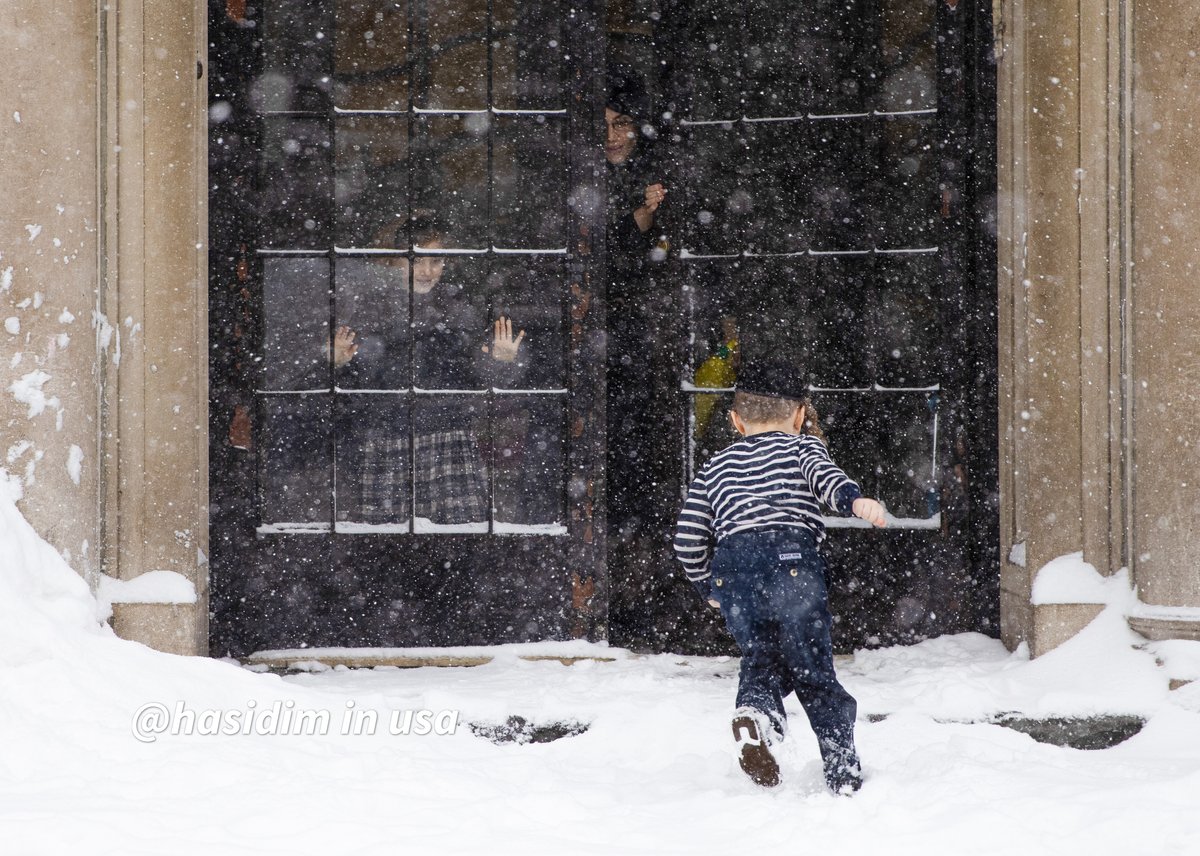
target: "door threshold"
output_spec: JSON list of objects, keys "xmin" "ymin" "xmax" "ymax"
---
[{"xmin": 242, "ymin": 643, "xmax": 621, "ymax": 672}]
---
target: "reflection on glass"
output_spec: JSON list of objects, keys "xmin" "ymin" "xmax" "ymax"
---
[
  {"xmin": 413, "ymin": 395, "xmax": 490, "ymax": 531},
  {"xmin": 335, "ymin": 0, "xmax": 408, "ymax": 110},
  {"xmin": 494, "ymin": 395, "xmax": 565, "ymax": 530},
  {"xmin": 261, "ymin": 118, "xmax": 333, "ymax": 249},
  {"xmin": 336, "ymin": 394, "xmax": 411, "ymax": 528},
  {"xmin": 263, "ymin": 257, "xmax": 331, "ymax": 391},
  {"xmin": 493, "ymin": 116, "xmax": 565, "ymax": 248},
  {"xmin": 262, "ymin": 395, "xmax": 332, "ymax": 525},
  {"xmin": 335, "ymin": 116, "xmax": 409, "ymax": 247}
]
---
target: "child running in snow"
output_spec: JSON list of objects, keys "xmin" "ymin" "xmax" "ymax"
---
[{"xmin": 673, "ymin": 359, "xmax": 886, "ymax": 793}]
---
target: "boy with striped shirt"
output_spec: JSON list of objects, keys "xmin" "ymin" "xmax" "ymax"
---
[{"xmin": 674, "ymin": 360, "xmax": 886, "ymax": 793}]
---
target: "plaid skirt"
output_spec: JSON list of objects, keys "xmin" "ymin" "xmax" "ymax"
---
[{"xmin": 355, "ymin": 429, "xmax": 488, "ymax": 526}]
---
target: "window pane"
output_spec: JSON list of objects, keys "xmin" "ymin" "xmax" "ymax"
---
[
  {"xmin": 413, "ymin": 116, "xmax": 488, "ymax": 248},
  {"xmin": 879, "ymin": 0, "xmax": 936, "ymax": 113},
  {"xmin": 263, "ymin": 257, "xmax": 331, "ymax": 391},
  {"xmin": 420, "ymin": 0, "xmax": 487, "ymax": 110},
  {"xmin": 413, "ymin": 394, "xmax": 490, "ymax": 531},
  {"xmin": 336, "ymin": 393, "xmax": 411, "ymax": 529},
  {"xmin": 261, "ymin": 118, "xmax": 333, "ymax": 249},
  {"xmin": 493, "ymin": 115, "xmax": 565, "ymax": 248},
  {"xmin": 335, "ymin": 115, "xmax": 409, "ymax": 248},
  {"xmin": 489, "ymin": 257, "xmax": 565, "ymax": 389},
  {"xmin": 876, "ymin": 116, "xmax": 937, "ymax": 247},
  {"xmin": 335, "ymin": 0, "xmax": 409, "ymax": 110},
  {"xmin": 334, "ymin": 257, "xmax": 411, "ymax": 390},
  {"xmin": 745, "ymin": 122, "xmax": 809, "ymax": 253},
  {"xmin": 260, "ymin": 0, "xmax": 332, "ymax": 112},
  {"xmin": 871, "ymin": 255, "xmax": 939, "ymax": 388},
  {"xmin": 875, "ymin": 393, "xmax": 939, "ymax": 518},
  {"xmin": 262, "ymin": 395, "xmax": 332, "ymax": 525},
  {"xmin": 806, "ymin": 0, "xmax": 870, "ymax": 115},
  {"xmin": 804, "ymin": 255, "xmax": 872, "ymax": 386},
  {"xmin": 807, "ymin": 117, "xmax": 870, "ymax": 248},
  {"xmin": 494, "ymin": 395, "xmax": 566, "ymax": 531},
  {"xmin": 411, "ymin": 257, "xmax": 490, "ymax": 389},
  {"xmin": 744, "ymin": 0, "xmax": 807, "ymax": 116},
  {"xmin": 680, "ymin": 125, "xmax": 746, "ymax": 255},
  {"xmin": 676, "ymin": 0, "xmax": 742, "ymax": 120},
  {"xmin": 492, "ymin": 0, "xmax": 564, "ymax": 110}
]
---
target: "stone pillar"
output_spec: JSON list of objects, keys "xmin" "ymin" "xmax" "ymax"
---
[
  {"xmin": 0, "ymin": 3, "xmax": 104, "ymax": 579},
  {"xmin": 1126, "ymin": 0, "xmax": 1200, "ymax": 641},
  {"xmin": 102, "ymin": 0, "xmax": 210, "ymax": 654},
  {"xmin": 995, "ymin": 0, "xmax": 1129, "ymax": 655}
]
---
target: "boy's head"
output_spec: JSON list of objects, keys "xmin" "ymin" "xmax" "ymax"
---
[
  {"xmin": 731, "ymin": 359, "xmax": 822, "ymax": 438},
  {"xmin": 732, "ymin": 390, "xmax": 803, "ymax": 427}
]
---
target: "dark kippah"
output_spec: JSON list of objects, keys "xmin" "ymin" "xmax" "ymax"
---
[
  {"xmin": 607, "ymin": 65, "xmax": 651, "ymax": 121},
  {"xmin": 736, "ymin": 359, "xmax": 810, "ymax": 401}
]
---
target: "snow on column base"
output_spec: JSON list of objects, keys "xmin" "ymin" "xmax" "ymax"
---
[{"xmin": 110, "ymin": 602, "xmax": 207, "ymax": 657}]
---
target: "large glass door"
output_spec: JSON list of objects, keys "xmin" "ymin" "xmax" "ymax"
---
[
  {"xmin": 656, "ymin": 0, "xmax": 998, "ymax": 651},
  {"xmin": 209, "ymin": 0, "xmax": 607, "ymax": 655}
]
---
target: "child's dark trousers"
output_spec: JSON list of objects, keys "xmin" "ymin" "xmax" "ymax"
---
[{"xmin": 711, "ymin": 529, "xmax": 860, "ymax": 783}]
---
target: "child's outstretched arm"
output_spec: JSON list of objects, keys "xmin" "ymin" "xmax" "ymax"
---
[
  {"xmin": 673, "ymin": 476, "xmax": 718, "ymax": 603},
  {"xmin": 852, "ymin": 497, "xmax": 887, "ymax": 527}
]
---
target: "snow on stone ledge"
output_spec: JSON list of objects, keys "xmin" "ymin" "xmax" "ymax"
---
[
  {"xmin": 98, "ymin": 571, "xmax": 197, "ymax": 606},
  {"xmin": 1030, "ymin": 552, "xmax": 1130, "ymax": 606}
]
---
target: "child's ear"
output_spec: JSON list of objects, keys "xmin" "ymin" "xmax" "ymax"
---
[
  {"xmin": 729, "ymin": 409, "xmax": 747, "ymax": 436},
  {"xmin": 793, "ymin": 405, "xmax": 807, "ymax": 432}
]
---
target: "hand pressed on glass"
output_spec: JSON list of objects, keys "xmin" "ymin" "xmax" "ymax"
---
[
  {"xmin": 332, "ymin": 325, "xmax": 359, "ymax": 368},
  {"xmin": 481, "ymin": 315, "xmax": 526, "ymax": 363}
]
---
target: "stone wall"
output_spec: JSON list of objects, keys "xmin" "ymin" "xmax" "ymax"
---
[{"xmin": 0, "ymin": 1, "xmax": 104, "ymax": 580}]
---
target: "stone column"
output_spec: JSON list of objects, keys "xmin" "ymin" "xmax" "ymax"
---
[
  {"xmin": 1126, "ymin": 0, "xmax": 1200, "ymax": 641},
  {"xmin": 995, "ymin": 0, "xmax": 1128, "ymax": 655},
  {"xmin": 103, "ymin": 0, "xmax": 210, "ymax": 655}
]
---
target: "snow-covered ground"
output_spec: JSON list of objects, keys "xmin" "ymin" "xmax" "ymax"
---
[{"xmin": 3, "ymin": 481, "xmax": 1200, "ymax": 855}]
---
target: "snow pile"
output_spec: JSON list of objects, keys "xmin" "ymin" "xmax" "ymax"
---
[
  {"xmin": 0, "ymin": 471, "xmax": 106, "ymax": 662},
  {"xmin": 98, "ymin": 569, "xmax": 198, "ymax": 606},
  {"xmin": 1031, "ymin": 551, "xmax": 1125, "ymax": 605},
  {"xmin": 1, "ymin": 484, "xmax": 1199, "ymax": 854}
]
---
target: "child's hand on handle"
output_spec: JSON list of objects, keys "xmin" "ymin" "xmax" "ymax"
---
[{"xmin": 852, "ymin": 497, "xmax": 887, "ymax": 528}]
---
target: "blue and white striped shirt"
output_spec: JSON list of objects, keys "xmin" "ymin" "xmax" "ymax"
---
[{"xmin": 673, "ymin": 431, "xmax": 862, "ymax": 586}]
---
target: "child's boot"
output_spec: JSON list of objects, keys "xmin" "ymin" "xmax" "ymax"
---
[
  {"xmin": 731, "ymin": 707, "xmax": 781, "ymax": 787},
  {"xmin": 821, "ymin": 739, "xmax": 863, "ymax": 795}
]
